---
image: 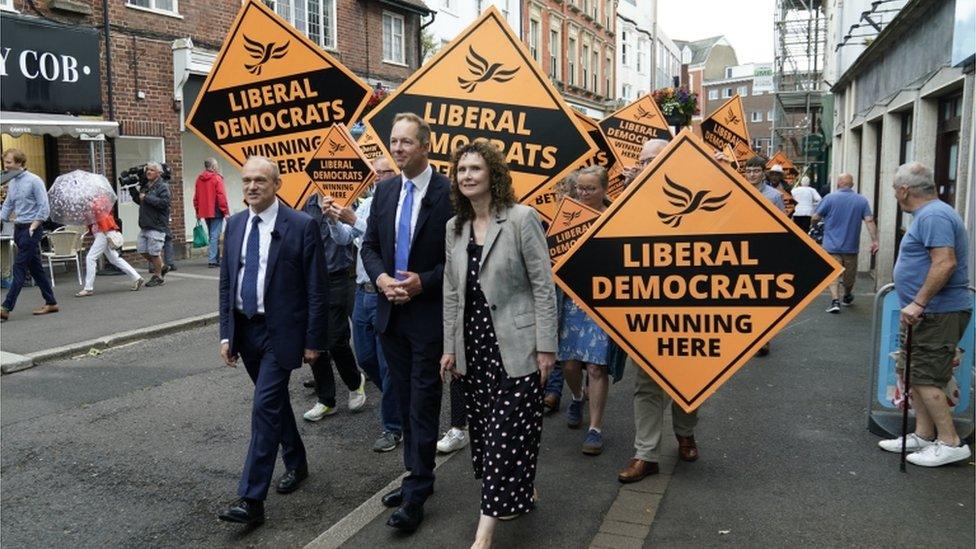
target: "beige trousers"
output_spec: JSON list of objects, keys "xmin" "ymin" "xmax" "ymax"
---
[{"xmin": 632, "ymin": 358, "xmax": 699, "ymax": 462}]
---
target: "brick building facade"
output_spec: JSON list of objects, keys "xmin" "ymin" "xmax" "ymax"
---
[
  {"xmin": 1, "ymin": 0, "xmax": 430, "ymax": 255},
  {"xmin": 523, "ymin": 0, "xmax": 616, "ymax": 118}
]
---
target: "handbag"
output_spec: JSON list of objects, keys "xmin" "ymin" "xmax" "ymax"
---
[
  {"xmin": 192, "ymin": 220, "xmax": 209, "ymax": 248},
  {"xmin": 105, "ymin": 230, "xmax": 124, "ymax": 250}
]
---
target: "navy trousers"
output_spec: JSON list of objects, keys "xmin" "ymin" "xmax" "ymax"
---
[
  {"xmin": 380, "ymin": 310, "xmax": 442, "ymax": 505},
  {"xmin": 2, "ymin": 224, "xmax": 56, "ymax": 311},
  {"xmin": 235, "ymin": 313, "xmax": 307, "ymax": 501}
]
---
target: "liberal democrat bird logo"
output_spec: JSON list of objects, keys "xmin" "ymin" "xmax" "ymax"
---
[
  {"xmin": 657, "ymin": 175, "xmax": 731, "ymax": 228},
  {"xmin": 328, "ymin": 140, "xmax": 346, "ymax": 154},
  {"xmin": 457, "ymin": 47, "xmax": 520, "ymax": 93},
  {"xmin": 242, "ymin": 35, "xmax": 290, "ymax": 75},
  {"xmin": 561, "ymin": 210, "xmax": 582, "ymax": 224},
  {"xmin": 723, "ymin": 110, "xmax": 741, "ymax": 126},
  {"xmin": 635, "ymin": 106, "xmax": 657, "ymax": 121}
]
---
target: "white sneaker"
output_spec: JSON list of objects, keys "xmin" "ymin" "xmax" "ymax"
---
[
  {"xmin": 906, "ymin": 441, "xmax": 972, "ymax": 467},
  {"xmin": 436, "ymin": 427, "xmax": 469, "ymax": 453},
  {"xmin": 303, "ymin": 402, "xmax": 336, "ymax": 422},
  {"xmin": 878, "ymin": 433, "xmax": 936, "ymax": 453},
  {"xmin": 348, "ymin": 373, "xmax": 367, "ymax": 411}
]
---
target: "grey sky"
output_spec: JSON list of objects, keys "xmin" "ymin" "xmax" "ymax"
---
[{"xmin": 658, "ymin": 0, "xmax": 775, "ymax": 65}]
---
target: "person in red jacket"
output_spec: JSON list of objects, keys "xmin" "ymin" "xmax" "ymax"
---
[{"xmin": 193, "ymin": 158, "xmax": 230, "ymax": 267}]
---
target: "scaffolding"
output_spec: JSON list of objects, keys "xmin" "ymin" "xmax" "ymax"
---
[{"xmin": 772, "ymin": 0, "xmax": 826, "ymax": 183}]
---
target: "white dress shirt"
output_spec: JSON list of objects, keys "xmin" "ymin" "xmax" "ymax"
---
[
  {"xmin": 393, "ymin": 164, "xmax": 432, "ymax": 244},
  {"xmin": 235, "ymin": 199, "xmax": 279, "ymax": 315}
]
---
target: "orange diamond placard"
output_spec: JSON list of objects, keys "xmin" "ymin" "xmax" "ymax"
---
[
  {"xmin": 599, "ymin": 93, "xmax": 673, "ymax": 168},
  {"xmin": 303, "ymin": 124, "xmax": 375, "ymax": 208},
  {"xmin": 363, "ymin": 6, "xmax": 596, "ymax": 222},
  {"xmin": 185, "ymin": 0, "xmax": 371, "ymax": 208},
  {"xmin": 701, "ymin": 94, "xmax": 756, "ymax": 169},
  {"xmin": 357, "ymin": 125, "xmax": 399, "ymax": 176},
  {"xmin": 552, "ymin": 131, "xmax": 842, "ymax": 411},
  {"xmin": 546, "ymin": 197, "xmax": 602, "ymax": 265}
]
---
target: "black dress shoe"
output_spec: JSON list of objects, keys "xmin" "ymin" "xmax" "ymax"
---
[
  {"xmin": 275, "ymin": 466, "xmax": 309, "ymax": 494},
  {"xmin": 381, "ymin": 487, "xmax": 403, "ymax": 508},
  {"xmin": 387, "ymin": 502, "xmax": 423, "ymax": 532},
  {"xmin": 218, "ymin": 498, "xmax": 264, "ymax": 526}
]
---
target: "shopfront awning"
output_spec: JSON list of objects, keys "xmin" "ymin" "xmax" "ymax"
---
[{"xmin": 0, "ymin": 111, "xmax": 119, "ymax": 138}]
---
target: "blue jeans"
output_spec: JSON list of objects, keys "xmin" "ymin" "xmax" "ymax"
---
[
  {"xmin": 545, "ymin": 362, "xmax": 564, "ymax": 398},
  {"xmin": 3, "ymin": 225, "xmax": 57, "ymax": 311},
  {"xmin": 352, "ymin": 286, "xmax": 401, "ymax": 434},
  {"xmin": 205, "ymin": 217, "xmax": 223, "ymax": 264}
]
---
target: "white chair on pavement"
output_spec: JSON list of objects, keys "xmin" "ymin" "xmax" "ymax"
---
[{"xmin": 42, "ymin": 229, "xmax": 82, "ymax": 287}]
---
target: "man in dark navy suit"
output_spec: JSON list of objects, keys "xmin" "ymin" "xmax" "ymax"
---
[
  {"xmin": 361, "ymin": 113, "xmax": 454, "ymax": 532},
  {"xmin": 216, "ymin": 156, "xmax": 329, "ymax": 526}
]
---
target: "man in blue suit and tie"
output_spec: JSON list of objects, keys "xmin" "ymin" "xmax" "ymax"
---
[
  {"xmin": 361, "ymin": 113, "xmax": 454, "ymax": 532},
  {"xmin": 217, "ymin": 156, "xmax": 329, "ymax": 526}
]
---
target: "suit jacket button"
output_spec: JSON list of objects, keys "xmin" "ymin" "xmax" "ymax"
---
[{"xmin": 490, "ymin": 304, "xmax": 497, "ymax": 311}]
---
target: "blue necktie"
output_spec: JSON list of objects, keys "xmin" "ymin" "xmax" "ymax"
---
[
  {"xmin": 242, "ymin": 216, "xmax": 261, "ymax": 318},
  {"xmin": 395, "ymin": 180, "xmax": 414, "ymax": 280}
]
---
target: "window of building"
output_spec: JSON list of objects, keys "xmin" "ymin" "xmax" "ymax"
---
[
  {"xmin": 529, "ymin": 18, "xmax": 541, "ymax": 61},
  {"xmin": 722, "ymin": 87, "xmax": 732, "ymax": 98},
  {"xmin": 590, "ymin": 0, "xmax": 598, "ymax": 21},
  {"xmin": 581, "ymin": 43, "xmax": 590, "ymax": 90},
  {"xmin": 751, "ymin": 111, "xmax": 762, "ymax": 123},
  {"xmin": 442, "ymin": 0, "xmax": 450, "ymax": 8},
  {"xmin": 264, "ymin": 0, "xmax": 336, "ymax": 49},
  {"xmin": 737, "ymin": 85, "xmax": 748, "ymax": 97},
  {"xmin": 895, "ymin": 110, "xmax": 914, "ymax": 259},
  {"xmin": 767, "ymin": 110, "xmax": 773, "ymax": 121},
  {"xmin": 592, "ymin": 50, "xmax": 599, "ymax": 92},
  {"xmin": 621, "ymin": 32, "xmax": 627, "ymax": 66},
  {"xmin": 568, "ymin": 36, "xmax": 577, "ymax": 86},
  {"xmin": 708, "ymin": 89, "xmax": 718, "ymax": 100},
  {"xmin": 549, "ymin": 28, "xmax": 561, "ymax": 80},
  {"xmin": 622, "ymin": 83, "xmax": 632, "ymax": 99},
  {"xmin": 935, "ymin": 93, "xmax": 962, "ymax": 205},
  {"xmin": 637, "ymin": 45, "xmax": 644, "ymax": 73},
  {"xmin": 725, "ymin": 67, "xmax": 733, "ymax": 78},
  {"xmin": 128, "ymin": 0, "xmax": 178, "ymax": 15},
  {"xmin": 606, "ymin": 52, "xmax": 612, "ymax": 96},
  {"xmin": 382, "ymin": 12, "xmax": 405, "ymax": 64}
]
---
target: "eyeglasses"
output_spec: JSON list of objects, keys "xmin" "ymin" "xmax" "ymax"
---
[{"xmin": 576, "ymin": 186, "xmax": 601, "ymax": 195}]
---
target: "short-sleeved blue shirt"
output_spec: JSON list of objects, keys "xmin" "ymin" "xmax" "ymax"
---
[
  {"xmin": 893, "ymin": 200, "xmax": 971, "ymax": 313},
  {"xmin": 815, "ymin": 188, "xmax": 872, "ymax": 254}
]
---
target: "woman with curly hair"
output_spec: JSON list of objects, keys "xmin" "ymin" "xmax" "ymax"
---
[{"xmin": 440, "ymin": 139, "xmax": 557, "ymax": 548}]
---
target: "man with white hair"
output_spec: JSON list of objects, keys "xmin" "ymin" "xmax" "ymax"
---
[
  {"xmin": 812, "ymin": 173, "xmax": 878, "ymax": 313},
  {"xmin": 878, "ymin": 162, "xmax": 971, "ymax": 467},
  {"xmin": 618, "ymin": 138, "xmax": 702, "ymax": 484},
  {"xmin": 132, "ymin": 161, "xmax": 171, "ymax": 287}
]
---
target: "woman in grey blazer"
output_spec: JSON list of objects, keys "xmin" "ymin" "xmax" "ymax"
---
[{"xmin": 440, "ymin": 140, "xmax": 557, "ymax": 548}]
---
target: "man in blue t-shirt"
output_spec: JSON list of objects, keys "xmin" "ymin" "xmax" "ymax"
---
[
  {"xmin": 812, "ymin": 173, "xmax": 878, "ymax": 313},
  {"xmin": 878, "ymin": 162, "xmax": 972, "ymax": 468}
]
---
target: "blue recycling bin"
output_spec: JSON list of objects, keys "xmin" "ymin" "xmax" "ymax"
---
[{"xmin": 867, "ymin": 283, "xmax": 976, "ymax": 442}]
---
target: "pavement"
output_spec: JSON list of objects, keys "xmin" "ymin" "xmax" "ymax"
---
[
  {"xmin": 1, "ymin": 268, "xmax": 973, "ymax": 547},
  {"xmin": 0, "ymin": 255, "xmax": 220, "ymax": 371}
]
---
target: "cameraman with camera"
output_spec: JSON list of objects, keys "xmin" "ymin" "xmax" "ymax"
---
[{"xmin": 129, "ymin": 162, "xmax": 171, "ymax": 287}]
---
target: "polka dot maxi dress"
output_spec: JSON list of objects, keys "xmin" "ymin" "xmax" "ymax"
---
[{"xmin": 461, "ymin": 237, "xmax": 544, "ymax": 518}]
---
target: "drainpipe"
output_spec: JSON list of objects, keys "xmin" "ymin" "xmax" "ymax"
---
[{"xmin": 419, "ymin": 11, "xmax": 436, "ymax": 67}]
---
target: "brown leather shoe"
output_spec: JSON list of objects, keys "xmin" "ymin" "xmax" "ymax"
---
[
  {"xmin": 0, "ymin": 307, "xmax": 8, "ymax": 322},
  {"xmin": 543, "ymin": 393, "xmax": 560, "ymax": 414},
  {"xmin": 676, "ymin": 435, "xmax": 699, "ymax": 462},
  {"xmin": 617, "ymin": 458, "xmax": 659, "ymax": 483},
  {"xmin": 32, "ymin": 304, "xmax": 60, "ymax": 315}
]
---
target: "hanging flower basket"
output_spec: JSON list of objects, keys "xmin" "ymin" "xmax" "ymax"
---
[{"xmin": 652, "ymin": 86, "xmax": 699, "ymax": 128}]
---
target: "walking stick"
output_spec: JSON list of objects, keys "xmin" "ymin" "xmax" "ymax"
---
[{"xmin": 900, "ymin": 324, "xmax": 914, "ymax": 473}]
